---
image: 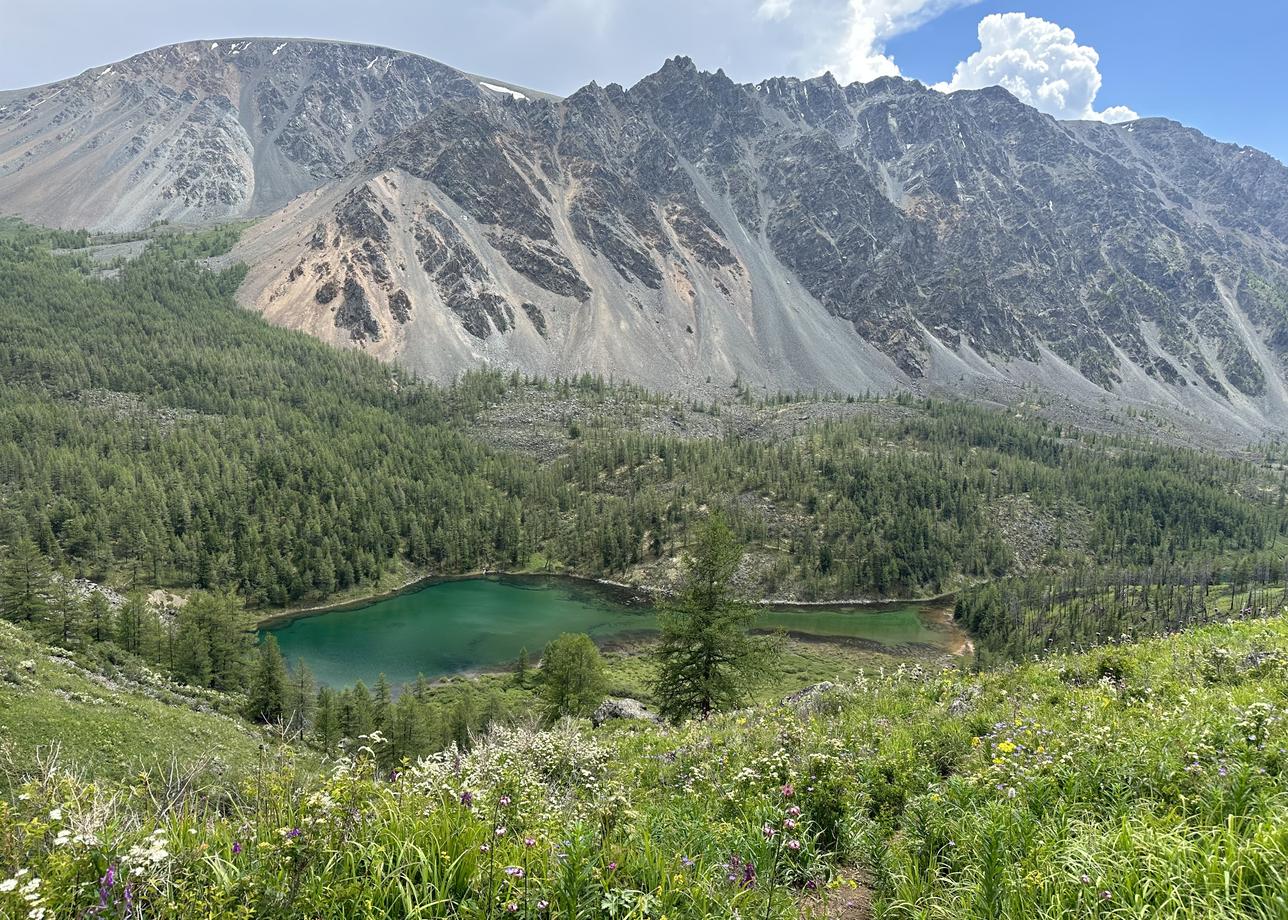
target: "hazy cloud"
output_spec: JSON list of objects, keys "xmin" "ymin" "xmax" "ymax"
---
[{"xmin": 756, "ymin": 0, "xmax": 794, "ymax": 21}]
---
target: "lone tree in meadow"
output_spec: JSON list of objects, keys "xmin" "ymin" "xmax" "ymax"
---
[
  {"xmin": 538, "ymin": 632, "xmax": 607, "ymax": 722},
  {"xmin": 651, "ymin": 515, "xmax": 780, "ymax": 721}
]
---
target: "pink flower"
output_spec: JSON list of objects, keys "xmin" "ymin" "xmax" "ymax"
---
[
  {"xmin": 786, "ymin": 805, "xmax": 801, "ymax": 817},
  {"xmin": 780, "ymin": 784, "xmax": 795, "ymax": 798},
  {"xmin": 762, "ymin": 823, "xmax": 777, "ymax": 839},
  {"xmin": 787, "ymin": 840, "xmax": 801, "ymax": 852}
]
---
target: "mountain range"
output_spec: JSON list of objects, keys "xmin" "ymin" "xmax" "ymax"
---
[{"xmin": 3, "ymin": 38, "xmax": 1288, "ymax": 433}]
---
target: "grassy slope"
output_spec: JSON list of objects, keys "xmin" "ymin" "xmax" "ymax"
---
[
  {"xmin": 2, "ymin": 614, "xmax": 1285, "ymax": 918},
  {"xmin": 0, "ymin": 621, "xmax": 272, "ymax": 783}
]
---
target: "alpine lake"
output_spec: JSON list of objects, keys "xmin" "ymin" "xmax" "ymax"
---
[{"xmin": 261, "ymin": 575, "xmax": 968, "ymax": 688}]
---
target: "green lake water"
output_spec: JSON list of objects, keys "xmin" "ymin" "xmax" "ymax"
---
[{"xmin": 264, "ymin": 576, "xmax": 958, "ymax": 687}]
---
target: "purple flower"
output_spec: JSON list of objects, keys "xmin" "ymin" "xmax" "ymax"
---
[
  {"xmin": 1080, "ymin": 874, "xmax": 1091, "ymax": 884},
  {"xmin": 1100, "ymin": 891, "xmax": 1112, "ymax": 901},
  {"xmin": 805, "ymin": 879, "xmax": 818, "ymax": 891},
  {"xmin": 786, "ymin": 805, "xmax": 801, "ymax": 817},
  {"xmin": 495, "ymin": 826, "xmax": 507, "ymax": 837},
  {"xmin": 762, "ymin": 823, "xmax": 777, "ymax": 839},
  {"xmin": 787, "ymin": 839, "xmax": 801, "ymax": 852},
  {"xmin": 780, "ymin": 783, "xmax": 795, "ymax": 798},
  {"xmin": 783, "ymin": 818, "xmax": 798, "ymax": 830},
  {"xmin": 287, "ymin": 827, "xmax": 301, "ymax": 839},
  {"xmin": 460, "ymin": 790, "xmax": 474, "ymax": 807},
  {"xmin": 537, "ymin": 900, "xmax": 549, "ymax": 911},
  {"xmin": 607, "ymin": 861, "xmax": 618, "ymax": 871},
  {"xmin": 507, "ymin": 903, "xmax": 518, "ymax": 913},
  {"xmin": 479, "ymin": 843, "xmax": 491, "ymax": 854},
  {"xmin": 499, "ymin": 795, "xmax": 512, "ymax": 807},
  {"xmin": 524, "ymin": 837, "xmax": 537, "ymax": 848},
  {"xmin": 681, "ymin": 856, "xmax": 695, "ymax": 869},
  {"xmin": 232, "ymin": 842, "xmax": 242, "ymax": 855},
  {"xmin": 741, "ymin": 862, "xmax": 757, "ymax": 889},
  {"xmin": 504, "ymin": 866, "xmax": 525, "ymax": 878}
]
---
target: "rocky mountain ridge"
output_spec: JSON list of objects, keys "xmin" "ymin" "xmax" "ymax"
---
[{"xmin": 5, "ymin": 40, "xmax": 1288, "ymax": 433}]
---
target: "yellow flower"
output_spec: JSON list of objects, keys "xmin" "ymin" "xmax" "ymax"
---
[{"xmin": 997, "ymin": 741, "xmax": 1017, "ymax": 754}]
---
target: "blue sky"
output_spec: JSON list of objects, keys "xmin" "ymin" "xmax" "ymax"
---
[{"xmin": 2, "ymin": 1, "xmax": 1283, "ymax": 162}]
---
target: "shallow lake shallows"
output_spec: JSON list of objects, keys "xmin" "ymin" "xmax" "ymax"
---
[{"xmin": 263, "ymin": 575, "xmax": 958, "ymax": 686}]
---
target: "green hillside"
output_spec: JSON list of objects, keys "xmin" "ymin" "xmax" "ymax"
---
[{"xmin": 1, "ymin": 609, "xmax": 1284, "ymax": 918}]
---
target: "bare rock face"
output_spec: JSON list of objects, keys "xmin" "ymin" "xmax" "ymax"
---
[
  {"xmin": 8, "ymin": 41, "xmax": 1288, "ymax": 431},
  {"xmin": 236, "ymin": 55, "xmax": 1288, "ymax": 432},
  {"xmin": 0, "ymin": 39, "xmax": 484, "ymax": 230},
  {"xmin": 591, "ymin": 698, "xmax": 661, "ymax": 727}
]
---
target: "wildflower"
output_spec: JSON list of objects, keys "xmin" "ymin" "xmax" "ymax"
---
[
  {"xmin": 524, "ymin": 837, "xmax": 536, "ymax": 848},
  {"xmin": 780, "ymin": 783, "xmax": 795, "ymax": 798},
  {"xmin": 0, "ymin": 879, "xmax": 17, "ymax": 893},
  {"xmin": 537, "ymin": 900, "xmax": 549, "ymax": 911},
  {"xmin": 479, "ymin": 844, "xmax": 491, "ymax": 854},
  {"xmin": 741, "ymin": 862, "xmax": 757, "ymax": 888},
  {"xmin": 786, "ymin": 805, "xmax": 801, "ymax": 817},
  {"xmin": 681, "ymin": 856, "xmax": 695, "ymax": 869},
  {"xmin": 504, "ymin": 866, "xmax": 525, "ymax": 878},
  {"xmin": 287, "ymin": 828, "xmax": 302, "ymax": 839},
  {"xmin": 507, "ymin": 903, "xmax": 518, "ymax": 913},
  {"xmin": 48, "ymin": 809, "xmax": 62, "ymax": 822},
  {"xmin": 1080, "ymin": 875, "xmax": 1091, "ymax": 884},
  {"xmin": 495, "ymin": 826, "xmax": 507, "ymax": 837},
  {"xmin": 783, "ymin": 818, "xmax": 797, "ymax": 830},
  {"xmin": 762, "ymin": 823, "xmax": 776, "ymax": 839},
  {"xmin": 499, "ymin": 795, "xmax": 512, "ymax": 807},
  {"xmin": 232, "ymin": 842, "xmax": 242, "ymax": 855},
  {"xmin": 460, "ymin": 790, "xmax": 474, "ymax": 807},
  {"xmin": 607, "ymin": 862, "xmax": 618, "ymax": 871},
  {"xmin": 787, "ymin": 840, "xmax": 801, "ymax": 852}
]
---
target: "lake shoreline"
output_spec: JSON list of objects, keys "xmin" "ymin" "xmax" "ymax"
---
[{"xmin": 255, "ymin": 568, "xmax": 961, "ymax": 629}]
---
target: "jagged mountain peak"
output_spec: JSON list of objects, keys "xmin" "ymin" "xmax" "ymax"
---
[{"xmin": 5, "ymin": 41, "xmax": 1288, "ymax": 434}]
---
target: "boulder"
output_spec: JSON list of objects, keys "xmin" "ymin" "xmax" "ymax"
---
[{"xmin": 591, "ymin": 697, "xmax": 660, "ymax": 727}]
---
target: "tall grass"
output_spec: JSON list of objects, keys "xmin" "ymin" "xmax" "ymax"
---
[{"xmin": 2, "ymin": 615, "xmax": 1286, "ymax": 918}]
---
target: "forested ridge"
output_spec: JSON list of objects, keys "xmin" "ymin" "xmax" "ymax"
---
[{"xmin": 0, "ymin": 221, "xmax": 1285, "ymax": 612}]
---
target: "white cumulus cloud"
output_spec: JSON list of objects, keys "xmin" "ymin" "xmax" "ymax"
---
[
  {"xmin": 756, "ymin": 0, "xmax": 794, "ymax": 21},
  {"xmin": 821, "ymin": 0, "xmax": 977, "ymax": 84},
  {"xmin": 935, "ymin": 12, "xmax": 1137, "ymax": 122}
]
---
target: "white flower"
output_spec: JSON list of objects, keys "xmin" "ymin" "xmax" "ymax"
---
[
  {"xmin": 0, "ymin": 878, "xmax": 17, "ymax": 893},
  {"xmin": 47, "ymin": 810, "xmax": 61, "ymax": 822}
]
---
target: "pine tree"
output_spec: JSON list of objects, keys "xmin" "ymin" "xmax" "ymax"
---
[
  {"xmin": 86, "ymin": 590, "xmax": 112, "ymax": 644},
  {"xmin": 286, "ymin": 658, "xmax": 317, "ymax": 733},
  {"xmin": 514, "ymin": 647, "xmax": 530, "ymax": 687},
  {"xmin": 651, "ymin": 516, "xmax": 780, "ymax": 721},
  {"xmin": 1, "ymin": 538, "xmax": 50, "ymax": 624},
  {"xmin": 313, "ymin": 687, "xmax": 340, "ymax": 752},
  {"xmin": 537, "ymin": 633, "xmax": 607, "ymax": 722},
  {"xmin": 47, "ymin": 576, "xmax": 84, "ymax": 648},
  {"xmin": 246, "ymin": 635, "xmax": 289, "ymax": 724}
]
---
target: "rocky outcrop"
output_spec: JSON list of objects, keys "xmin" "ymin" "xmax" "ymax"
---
[{"xmin": 591, "ymin": 697, "xmax": 661, "ymax": 727}]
